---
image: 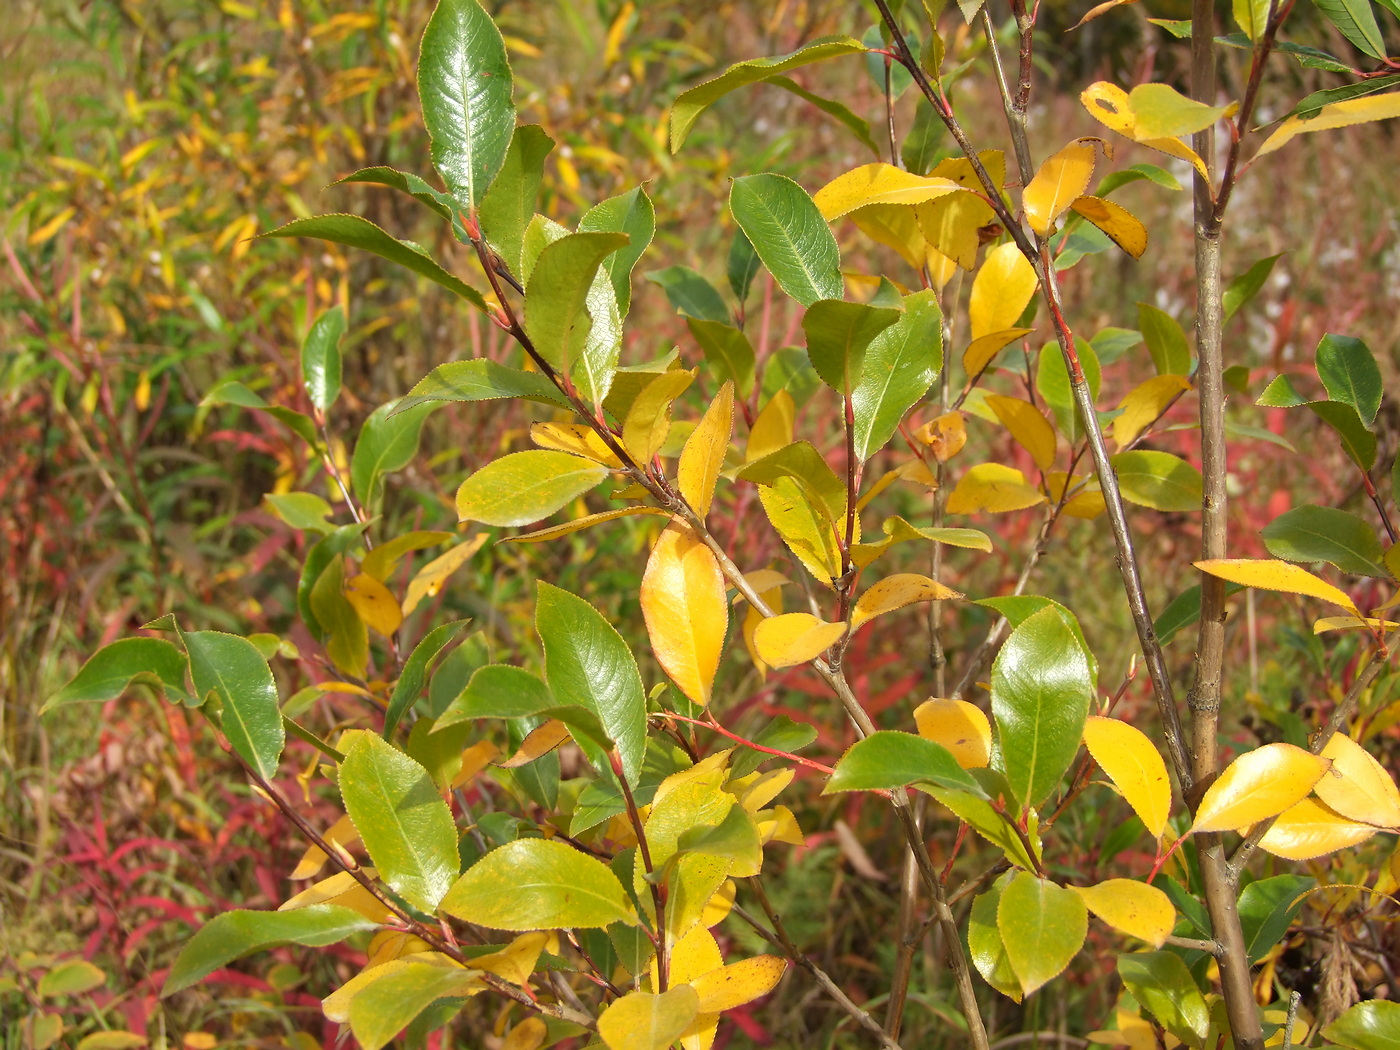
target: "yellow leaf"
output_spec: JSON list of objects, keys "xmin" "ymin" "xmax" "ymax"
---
[
  {"xmin": 968, "ymin": 243, "xmax": 1039, "ymax": 341},
  {"xmin": 736, "ymin": 569, "xmax": 791, "ymax": 600},
  {"xmin": 1313, "ymin": 615, "xmax": 1400, "ymax": 633},
  {"xmin": 472, "ymin": 931, "xmax": 549, "ymax": 986},
  {"xmin": 29, "ymin": 207, "xmax": 76, "ymax": 246},
  {"xmin": 531, "ymin": 421, "xmax": 624, "ymax": 468},
  {"xmin": 290, "ymin": 813, "xmax": 360, "ymax": 880},
  {"xmin": 679, "ymin": 382, "xmax": 734, "ymax": 517},
  {"xmin": 1112, "ymin": 374, "xmax": 1191, "ymax": 449},
  {"xmin": 747, "ymin": 390, "xmax": 795, "ymax": 462},
  {"xmin": 344, "ymin": 573, "xmax": 403, "ymax": 637},
  {"xmin": 640, "ymin": 524, "xmax": 729, "ymax": 706},
  {"xmin": 402, "ymin": 534, "xmax": 488, "ymax": 616},
  {"xmin": 688, "ymin": 955, "xmax": 787, "ymax": 1013},
  {"xmin": 597, "ymin": 986, "xmax": 701, "ymax": 1050},
  {"xmin": 915, "ymin": 151, "xmax": 1006, "ymax": 269},
  {"xmin": 1194, "ymin": 558, "xmax": 1359, "ymax": 615},
  {"xmin": 280, "ymin": 870, "xmax": 361, "ymax": 910},
  {"xmin": 850, "ymin": 573, "xmax": 961, "ymax": 631},
  {"xmin": 322, "ymin": 882, "xmax": 397, "ymax": 925},
  {"xmin": 502, "ymin": 1017, "xmax": 548, "ymax": 1050},
  {"xmin": 664, "ymin": 923, "xmax": 723, "ymax": 983},
  {"xmin": 914, "ymin": 698, "xmax": 992, "ymax": 769},
  {"xmin": 1257, "ymin": 92, "xmax": 1400, "ymax": 158},
  {"xmin": 758, "ymin": 478, "xmax": 843, "ymax": 587},
  {"xmin": 986, "ymin": 394, "xmax": 1058, "ymax": 471},
  {"xmin": 736, "ymin": 767, "xmax": 794, "ymax": 812},
  {"xmin": 756, "ymin": 804, "xmax": 805, "ymax": 845},
  {"xmin": 814, "ymin": 163, "xmax": 964, "ymax": 219},
  {"xmin": 1190, "ymin": 742, "xmax": 1331, "ymax": 833},
  {"xmin": 1079, "ymin": 82, "xmax": 1211, "ymax": 178},
  {"xmin": 322, "ymin": 953, "xmax": 466, "ymax": 1023},
  {"xmin": 915, "ymin": 410, "xmax": 968, "ymax": 462},
  {"xmin": 504, "ymin": 507, "xmax": 672, "ymax": 543},
  {"xmin": 963, "ymin": 328, "xmax": 1034, "ymax": 378},
  {"xmin": 752, "ymin": 613, "xmax": 845, "ymax": 668},
  {"xmin": 1315, "ymin": 733, "xmax": 1400, "ymax": 828},
  {"xmin": 1256, "ymin": 797, "xmax": 1379, "ymax": 860},
  {"xmin": 1023, "ymin": 138, "xmax": 1098, "ymax": 237},
  {"xmin": 451, "ymin": 739, "xmax": 500, "ymax": 789},
  {"xmin": 1045, "ymin": 471, "xmax": 1106, "ymax": 519},
  {"xmin": 946, "ymin": 463, "xmax": 1048, "ymax": 515},
  {"xmin": 742, "ymin": 580, "xmax": 783, "ymax": 678},
  {"xmin": 499, "ymin": 719, "xmax": 572, "ymax": 767},
  {"xmin": 849, "ymin": 203, "xmax": 930, "ymax": 270},
  {"xmin": 1082, "ymin": 717, "xmax": 1171, "ymax": 837},
  {"xmin": 624, "ymin": 369, "xmax": 696, "ymax": 464},
  {"xmin": 1071, "ymin": 879, "xmax": 1175, "ymax": 947},
  {"xmin": 1069, "ymin": 0, "xmax": 1141, "ymax": 29},
  {"xmin": 1070, "ymin": 195, "xmax": 1148, "ymax": 259}
]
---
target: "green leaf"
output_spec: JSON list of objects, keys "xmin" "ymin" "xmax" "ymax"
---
[
  {"xmin": 1117, "ymin": 951, "xmax": 1210, "ymax": 1050},
  {"xmin": 1312, "ymin": 0, "xmax": 1387, "ymax": 59},
  {"xmin": 163, "ymin": 905, "xmax": 376, "ymax": 996},
  {"xmin": 339, "ymin": 731, "xmax": 459, "ymax": 913},
  {"xmin": 802, "ymin": 298, "xmax": 901, "ymax": 395},
  {"xmin": 645, "ymin": 266, "xmax": 730, "ymax": 323},
  {"xmin": 737, "ymin": 440, "xmax": 847, "ymax": 522},
  {"xmin": 901, "ymin": 100, "xmax": 946, "ymax": 176},
  {"xmin": 351, "ymin": 400, "xmax": 438, "ymax": 509},
  {"xmin": 1232, "ymin": 0, "xmax": 1271, "ymax": 40},
  {"xmin": 384, "ymin": 620, "xmax": 470, "ymax": 738},
  {"xmin": 969, "ymin": 873, "xmax": 1023, "ymax": 1001},
  {"xmin": 1153, "ymin": 582, "xmax": 1245, "ymax": 644},
  {"xmin": 1136, "ymin": 302, "xmax": 1191, "ymax": 376},
  {"xmin": 478, "ymin": 124, "xmax": 554, "ymax": 280},
  {"xmin": 1112, "ymin": 450, "xmax": 1204, "ymax": 512},
  {"xmin": 301, "ymin": 306, "xmax": 345, "ymax": 413},
  {"xmin": 441, "ymin": 838, "xmax": 636, "ymax": 928},
  {"xmin": 1095, "ymin": 163, "xmax": 1182, "ymax": 196},
  {"xmin": 298, "ymin": 523, "xmax": 370, "ymax": 639},
  {"xmin": 975, "ymin": 595, "xmax": 1097, "ymax": 684},
  {"xmin": 679, "ymin": 802, "xmax": 763, "ymax": 877},
  {"xmin": 730, "ymin": 173, "xmax": 842, "ymax": 307},
  {"xmin": 1310, "ymin": 400, "xmax": 1378, "ymax": 470},
  {"xmin": 928, "ymin": 787, "xmax": 1038, "ymax": 869},
  {"xmin": 1256, "ymin": 374, "xmax": 1310, "ymax": 408},
  {"xmin": 418, "ymin": 0, "xmax": 514, "ymax": 208},
  {"xmin": 181, "ymin": 629, "xmax": 283, "ymax": 780},
  {"xmin": 349, "ymin": 963, "xmax": 480, "ymax": 1050},
  {"xmin": 824, "ymin": 731, "xmax": 984, "ymax": 795},
  {"xmin": 728, "ymin": 229, "xmax": 762, "ymax": 304},
  {"xmin": 997, "ymin": 872, "xmax": 1088, "ymax": 996},
  {"xmin": 456, "ymin": 449, "xmax": 607, "ymax": 527},
  {"xmin": 762, "ymin": 344, "xmax": 823, "ymax": 407},
  {"xmin": 991, "ymin": 607, "xmax": 1093, "ymax": 811},
  {"xmin": 579, "ymin": 186, "xmax": 656, "ymax": 317},
  {"xmin": 334, "ymin": 166, "xmax": 456, "ymax": 223},
  {"xmin": 396, "ymin": 359, "xmax": 568, "ymax": 414},
  {"xmin": 1036, "ymin": 339, "xmax": 1100, "ymax": 443},
  {"xmin": 310, "ymin": 554, "xmax": 367, "ymax": 678},
  {"xmin": 426, "ymin": 632, "xmax": 490, "ymax": 718},
  {"xmin": 599, "ymin": 987, "xmax": 701, "ymax": 1050},
  {"xmin": 1238, "ymin": 874, "xmax": 1315, "ymax": 963},
  {"xmin": 1324, "ymin": 1001, "xmax": 1400, "ymax": 1050},
  {"xmin": 669, "ymin": 36, "xmax": 866, "ymax": 151},
  {"xmin": 201, "ymin": 380, "xmax": 320, "ymax": 448},
  {"xmin": 37, "ymin": 961, "xmax": 106, "ymax": 998},
  {"xmin": 43, "ymin": 638, "xmax": 189, "ymax": 713},
  {"xmin": 1293, "ymin": 75, "xmax": 1400, "ymax": 119},
  {"xmin": 729, "ymin": 715, "xmax": 819, "ymax": 779},
  {"xmin": 1316, "ymin": 333, "xmax": 1382, "ymax": 426},
  {"xmin": 1261, "ymin": 505, "xmax": 1387, "ymax": 577},
  {"xmin": 265, "ymin": 215, "xmax": 486, "ymax": 311},
  {"xmin": 437, "ymin": 664, "xmax": 555, "ymax": 726},
  {"xmin": 1223, "ymin": 253, "xmax": 1283, "ymax": 322},
  {"xmin": 767, "ymin": 75, "xmax": 882, "ymax": 158},
  {"xmin": 1147, "ymin": 17, "xmax": 1194, "ymax": 37},
  {"xmin": 536, "ymin": 582, "xmax": 647, "ymax": 786},
  {"xmin": 264, "ymin": 492, "xmax": 336, "ymax": 535},
  {"xmin": 852, "ymin": 289, "xmax": 943, "ymax": 460},
  {"xmin": 688, "ymin": 318, "xmax": 757, "ymax": 398}
]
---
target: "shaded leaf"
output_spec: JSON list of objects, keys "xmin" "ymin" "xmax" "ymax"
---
[
  {"xmin": 182, "ymin": 629, "xmax": 283, "ymax": 780},
  {"xmin": 1118, "ymin": 952, "xmax": 1210, "ymax": 1049},
  {"xmin": 43, "ymin": 638, "xmax": 189, "ymax": 713},
  {"xmin": 1261, "ymin": 505, "xmax": 1386, "ymax": 577},
  {"xmin": 997, "ymin": 872, "xmax": 1088, "ymax": 996}
]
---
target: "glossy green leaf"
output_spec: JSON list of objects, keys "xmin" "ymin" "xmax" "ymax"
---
[
  {"xmin": 767, "ymin": 75, "xmax": 882, "ymax": 157},
  {"xmin": 1136, "ymin": 302, "xmax": 1191, "ymax": 376},
  {"xmin": 1222, "ymin": 253, "xmax": 1284, "ymax": 322},
  {"xmin": 669, "ymin": 37, "xmax": 866, "ymax": 151},
  {"xmin": 441, "ymin": 838, "xmax": 635, "ymax": 929},
  {"xmin": 265, "ymin": 214, "xmax": 486, "ymax": 311},
  {"xmin": 309, "ymin": 554, "xmax": 367, "ymax": 677},
  {"xmin": 436, "ymin": 664, "xmax": 554, "ymax": 726},
  {"xmin": 1112, "ymin": 450, "xmax": 1204, "ymax": 512},
  {"xmin": 1237, "ymin": 873, "xmax": 1315, "ymax": 963},
  {"xmin": 580, "ymin": 186, "xmax": 656, "ymax": 316},
  {"xmin": 824, "ymin": 731, "xmax": 983, "ymax": 795},
  {"xmin": 1117, "ymin": 951, "xmax": 1210, "ymax": 1049},
  {"xmin": 396, "ymin": 359, "xmax": 567, "ymax": 414},
  {"xmin": 645, "ymin": 266, "xmax": 730, "ymax": 323},
  {"xmin": 351, "ymin": 400, "xmax": 438, "ymax": 509},
  {"xmin": 1261, "ymin": 505, "xmax": 1386, "ymax": 577},
  {"xmin": 1312, "ymin": 0, "xmax": 1387, "ymax": 59},
  {"xmin": 1309, "ymin": 400, "xmax": 1378, "ymax": 470},
  {"xmin": 339, "ymin": 731, "xmax": 459, "ymax": 914},
  {"xmin": 687, "ymin": 319, "xmax": 756, "ymax": 398},
  {"xmin": 456, "ymin": 449, "xmax": 607, "ymax": 527},
  {"xmin": 163, "ymin": 905, "xmax": 376, "ymax": 996},
  {"xmin": 1316, "ymin": 333, "xmax": 1382, "ymax": 426},
  {"xmin": 478, "ymin": 124, "xmax": 554, "ymax": 280},
  {"xmin": 301, "ymin": 306, "xmax": 345, "ymax": 413},
  {"xmin": 349, "ymin": 963, "xmax": 481, "ymax": 1050},
  {"xmin": 991, "ymin": 607, "xmax": 1093, "ymax": 811},
  {"xmin": 730, "ymin": 174, "xmax": 842, "ymax": 307},
  {"xmin": 1036, "ymin": 339, "xmax": 1101, "ymax": 443},
  {"xmin": 418, "ymin": 0, "xmax": 514, "ymax": 208},
  {"xmin": 728, "ymin": 229, "xmax": 762, "ymax": 304},
  {"xmin": 1324, "ymin": 1001, "xmax": 1400, "ymax": 1050},
  {"xmin": 976, "ymin": 595, "xmax": 1097, "ymax": 684},
  {"xmin": 335, "ymin": 165, "xmax": 456, "ymax": 223},
  {"xmin": 851, "ymin": 290, "xmax": 943, "ymax": 460},
  {"xmin": 181, "ymin": 629, "xmax": 283, "ymax": 780},
  {"xmin": 803, "ymin": 298, "xmax": 901, "ymax": 395},
  {"xmin": 997, "ymin": 872, "xmax": 1088, "ymax": 996},
  {"xmin": 524, "ymin": 231, "xmax": 630, "ymax": 400},
  {"xmin": 536, "ymin": 581, "xmax": 647, "ymax": 786},
  {"xmin": 970, "ymin": 873, "xmax": 1022, "ymax": 1001},
  {"xmin": 384, "ymin": 620, "xmax": 470, "ymax": 738},
  {"xmin": 1255, "ymin": 374, "xmax": 1308, "ymax": 407},
  {"xmin": 43, "ymin": 638, "xmax": 189, "ymax": 713}
]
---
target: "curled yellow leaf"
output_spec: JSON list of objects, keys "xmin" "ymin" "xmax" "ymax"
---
[
  {"xmin": 473, "ymin": 931, "xmax": 550, "ymax": 985},
  {"xmin": 1256, "ymin": 91, "xmax": 1400, "ymax": 158},
  {"xmin": 504, "ymin": 507, "xmax": 673, "ymax": 543},
  {"xmin": 640, "ymin": 524, "xmax": 728, "ymax": 706},
  {"xmin": 402, "ymin": 534, "xmax": 489, "ymax": 616},
  {"xmin": 1070, "ymin": 195, "xmax": 1148, "ymax": 259},
  {"xmin": 1315, "ymin": 733, "xmax": 1400, "ymax": 828},
  {"xmin": 1071, "ymin": 879, "xmax": 1175, "ymax": 947},
  {"xmin": 1023, "ymin": 138, "xmax": 1098, "ymax": 237},
  {"xmin": 850, "ymin": 573, "xmax": 961, "ymax": 631},
  {"xmin": 531, "ymin": 421, "xmax": 624, "ymax": 468},
  {"xmin": 751, "ymin": 613, "xmax": 845, "ymax": 668},
  {"xmin": 1190, "ymin": 742, "xmax": 1331, "ymax": 834},
  {"xmin": 914, "ymin": 698, "xmax": 992, "ymax": 769},
  {"xmin": 1256, "ymin": 797, "xmax": 1379, "ymax": 860},
  {"xmin": 1194, "ymin": 558, "xmax": 1359, "ymax": 615},
  {"xmin": 679, "ymin": 382, "xmax": 734, "ymax": 518},
  {"xmin": 499, "ymin": 719, "xmax": 572, "ymax": 767},
  {"xmin": 963, "ymin": 328, "xmax": 1034, "ymax": 378},
  {"xmin": 1082, "ymin": 716, "xmax": 1171, "ymax": 837}
]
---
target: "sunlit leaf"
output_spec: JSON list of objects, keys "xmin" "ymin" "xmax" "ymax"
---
[
  {"xmin": 1082, "ymin": 717, "xmax": 1171, "ymax": 837},
  {"xmin": 850, "ymin": 290, "xmax": 942, "ymax": 460},
  {"xmin": 1071, "ymin": 880, "xmax": 1174, "ymax": 947},
  {"xmin": 970, "ymin": 873, "xmax": 1023, "ymax": 1001},
  {"xmin": 969, "ymin": 243, "xmax": 1039, "ymax": 341},
  {"xmin": 850, "ymin": 573, "xmax": 961, "ymax": 630},
  {"xmin": 1069, "ymin": 195, "xmax": 1147, "ymax": 258},
  {"xmin": 1315, "ymin": 733, "xmax": 1400, "ymax": 828},
  {"xmin": 802, "ymin": 297, "xmax": 902, "ymax": 394},
  {"xmin": 1190, "ymin": 742, "xmax": 1331, "ymax": 833},
  {"xmin": 623, "ymin": 368, "xmax": 696, "ymax": 464},
  {"xmin": 1256, "ymin": 91, "xmax": 1400, "ymax": 157},
  {"xmin": 580, "ymin": 186, "xmax": 656, "ymax": 316},
  {"xmin": 345, "ymin": 574, "xmax": 403, "ymax": 637},
  {"xmin": 599, "ymin": 986, "xmax": 702, "ymax": 1050},
  {"xmin": 679, "ymin": 382, "xmax": 734, "ymax": 517},
  {"xmin": 1112, "ymin": 450, "xmax": 1202, "ymax": 512},
  {"xmin": 1323, "ymin": 1000, "xmax": 1400, "ymax": 1050},
  {"xmin": 640, "ymin": 524, "xmax": 728, "ymax": 706},
  {"xmin": 1194, "ymin": 558, "xmax": 1359, "ymax": 614},
  {"xmin": 301, "ymin": 306, "xmax": 345, "ymax": 413},
  {"xmin": 730, "ymin": 174, "xmax": 842, "ymax": 307},
  {"xmin": 442, "ymin": 838, "xmax": 635, "ymax": 929},
  {"xmin": 42, "ymin": 638, "xmax": 189, "ymax": 714},
  {"xmin": 947, "ymin": 463, "xmax": 1047, "ymax": 514},
  {"xmin": 813, "ymin": 163, "xmax": 963, "ymax": 220},
  {"xmin": 456, "ymin": 450, "xmax": 607, "ymax": 527},
  {"xmin": 348, "ymin": 963, "xmax": 482, "ymax": 1050},
  {"xmin": 181, "ymin": 629, "xmax": 284, "ymax": 779},
  {"xmin": 1112, "ymin": 375, "xmax": 1190, "ymax": 449},
  {"xmin": 751, "ymin": 613, "xmax": 845, "ymax": 668},
  {"xmin": 1023, "ymin": 139, "xmax": 1097, "ymax": 237},
  {"xmin": 825, "ymin": 730, "xmax": 983, "ymax": 795},
  {"xmin": 688, "ymin": 955, "xmax": 786, "ymax": 1012},
  {"xmin": 914, "ymin": 698, "xmax": 992, "ymax": 769},
  {"xmin": 1256, "ymin": 796, "xmax": 1378, "ymax": 859},
  {"xmin": 997, "ymin": 872, "xmax": 1087, "ymax": 995},
  {"xmin": 1118, "ymin": 951, "xmax": 1210, "ymax": 1049}
]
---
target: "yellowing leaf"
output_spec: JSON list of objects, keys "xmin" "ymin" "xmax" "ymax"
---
[
  {"xmin": 688, "ymin": 955, "xmax": 787, "ymax": 1012},
  {"xmin": 747, "ymin": 389, "xmax": 795, "ymax": 462},
  {"xmin": 736, "ymin": 569, "xmax": 792, "ymax": 599},
  {"xmin": 472, "ymin": 931, "xmax": 549, "ymax": 985},
  {"xmin": 499, "ymin": 719, "xmax": 572, "ymax": 767},
  {"xmin": 1194, "ymin": 558, "xmax": 1359, "ymax": 615},
  {"xmin": 969, "ymin": 243, "xmax": 1039, "ymax": 341},
  {"xmin": 451, "ymin": 739, "xmax": 500, "ymax": 789},
  {"xmin": 963, "ymin": 328, "xmax": 1034, "ymax": 378},
  {"xmin": 850, "ymin": 573, "xmax": 961, "ymax": 631},
  {"xmin": 758, "ymin": 479, "xmax": 842, "ymax": 587},
  {"xmin": 986, "ymin": 394, "xmax": 1057, "ymax": 471},
  {"xmin": 640, "ymin": 524, "xmax": 728, "ymax": 706},
  {"xmin": 1190, "ymin": 742, "xmax": 1331, "ymax": 833},
  {"xmin": 751, "ymin": 613, "xmax": 845, "ymax": 668},
  {"xmin": 1257, "ymin": 92, "xmax": 1400, "ymax": 158},
  {"xmin": 1315, "ymin": 733, "xmax": 1400, "ymax": 828},
  {"xmin": 1071, "ymin": 880, "xmax": 1175, "ymax": 948},
  {"xmin": 1256, "ymin": 797, "xmax": 1379, "ymax": 860},
  {"xmin": 402, "ymin": 534, "xmax": 488, "ymax": 616},
  {"xmin": 915, "ymin": 410, "xmax": 968, "ymax": 462},
  {"xmin": 1112, "ymin": 374, "xmax": 1191, "ymax": 449},
  {"xmin": 1313, "ymin": 615, "xmax": 1400, "ymax": 633},
  {"xmin": 280, "ymin": 870, "xmax": 361, "ymax": 910},
  {"xmin": 914, "ymin": 698, "xmax": 992, "ymax": 769},
  {"xmin": 679, "ymin": 382, "xmax": 734, "ymax": 517},
  {"xmin": 530, "ymin": 421, "xmax": 624, "ymax": 468},
  {"xmin": 504, "ymin": 507, "xmax": 673, "ymax": 543},
  {"xmin": 624, "ymin": 369, "xmax": 696, "ymax": 464},
  {"xmin": 290, "ymin": 813, "xmax": 360, "ymax": 880},
  {"xmin": 1023, "ymin": 138, "xmax": 1098, "ymax": 237},
  {"xmin": 849, "ymin": 203, "xmax": 931, "ymax": 270},
  {"xmin": 1070, "ymin": 195, "xmax": 1147, "ymax": 259},
  {"xmin": 502, "ymin": 1018, "xmax": 548, "ymax": 1050},
  {"xmin": 1045, "ymin": 471, "xmax": 1106, "ymax": 519},
  {"xmin": 1079, "ymin": 82, "xmax": 1213, "ymax": 178},
  {"xmin": 814, "ymin": 163, "xmax": 964, "ymax": 219},
  {"xmin": 1082, "ymin": 717, "xmax": 1171, "ymax": 837},
  {"xmin": 344, "ymin": 573, "xmax": 403, "ymax": 637},
  {"xmin": 947, "ymin": 463, "xmax": 1048, "ymax": 515},
  {"xmin": 915, "ymin": 151, "xmax": 1006, "ymax": 269},
  {"xmin": 597, "ymin": 986, "xmax": 701, "ymax": 1050}
]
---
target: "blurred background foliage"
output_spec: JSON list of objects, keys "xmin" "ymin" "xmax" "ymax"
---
[{"xmin": 2, "ymin": 0, "xmax": 1398, "ymax": 1046}]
